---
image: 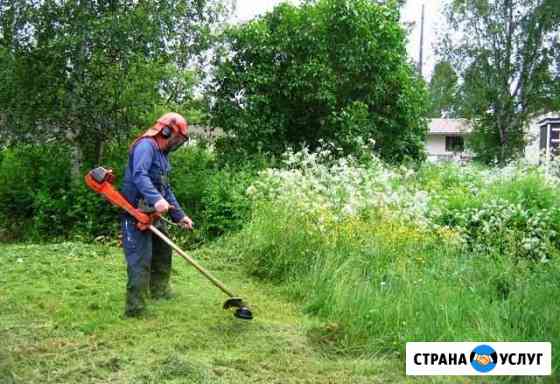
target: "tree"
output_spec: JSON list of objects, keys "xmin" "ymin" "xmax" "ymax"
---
[
  {"xmin": 209, "ymin": 0, "xmax": 428, "ymax": 162},
  {"xmin": 0, "ymin": 0, "xmax": 231, "ymax": 177},
  {"xmin": 428, "ymin": 61, "xmax": 459, "ymax": 118},
  {"xmin": 440, "ymin": 0, "xmax": 560, "ymax": 163},
  {"xmin": 375, "ymin": 0, "xmax": 407, "ymax": 6}
]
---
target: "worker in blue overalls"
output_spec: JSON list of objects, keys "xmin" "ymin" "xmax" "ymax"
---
[{"xmin": 121, "ymin": 112, "xmax": 194, "ymax": 318}]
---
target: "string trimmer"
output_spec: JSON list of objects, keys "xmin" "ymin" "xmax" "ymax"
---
[{"xmin": 84, "ymin": 166, "xmax": 253, "ymax": 320}]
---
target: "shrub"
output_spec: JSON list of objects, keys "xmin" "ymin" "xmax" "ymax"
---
[
  {"xmin": 200, "ymin": 166, "xmax": 256, "ymax": 238},
  {"xmin": 0, "ymin": 142, "xmax": 259, "ymax": 243},
  {"xmin": 209, "ymin": 0, "xmax": 428, "ymax": 162},
  {"xmin": 0, "ymin": 143, "xmax": 127, "ymax": 240},
  {"xmin": 0, "ymin": 144, "xmax": 74, "ymax": 239},
  {"xmin": 167, "ymin": 144, "xmax": 260, "ymax": 245},
  {"xmin": 430, "ymin": 165, "xmax": 560, "ymax": 261}
]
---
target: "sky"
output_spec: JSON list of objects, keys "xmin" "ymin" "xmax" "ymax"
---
[{"xmin": 233, "ymin": 0, "xmax": 445, "ymax": 79}]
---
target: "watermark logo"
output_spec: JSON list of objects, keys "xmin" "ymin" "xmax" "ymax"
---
[
  {"xmin": 470, "ymin": 344, "xmax": 497, "ymax": 373},
  {"xmin": 406, "ymin": 342, "xmax": 551, "ymax": 376}
]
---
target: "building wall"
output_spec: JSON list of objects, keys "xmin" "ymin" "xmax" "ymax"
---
[
  {"xmin": 426, "ymin": 134, "xmax": 448, "ymax": 156},
  {"xmin": 426, "ymin": 134, "xmax": 473, "ymax": 162},
  {"xmin": 524, "ymin": 113, "xmax": 560, "ymax": 164},
  {"xmin": 525, "ymin": 116, "xmax": 541, "ymax": 164}
]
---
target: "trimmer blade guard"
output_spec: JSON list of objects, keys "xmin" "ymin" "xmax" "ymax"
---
[
  {"xmin": 223, "ymin": 297, "xmax": 244, "ymax": 310},
  {"xmin": 223, "ymin": 297, "xmax": 253, "ymax": 320}
]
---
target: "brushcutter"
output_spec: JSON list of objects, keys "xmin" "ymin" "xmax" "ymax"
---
[{"xmin": 84, "ymin": 166, "xmax": 253, "ymax": 320}]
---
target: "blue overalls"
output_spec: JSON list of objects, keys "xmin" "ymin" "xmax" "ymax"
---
[{"xmin": 121, "ymin": 137, "xmax": 185, "ymax": 316}]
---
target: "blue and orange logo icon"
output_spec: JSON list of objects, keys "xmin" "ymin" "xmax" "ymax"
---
[{"xmin": 470, "ymin": 344, "xmax": 498, "ymax": 373}]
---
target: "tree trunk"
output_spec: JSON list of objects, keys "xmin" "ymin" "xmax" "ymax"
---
[
  {"xmin": 94, "ymin": 137, "xmax": 105, "ymax": 166},
  {"xmin": 66, "ymin": 126, "xmax": 83, "ymax": 180},
  {"xmin": 496, "ymin": 111, "xmax": 508, "ymax": 163},
  {"xmin": 69, "ymin": 142, "xmax": 83, "ymax": 180}
]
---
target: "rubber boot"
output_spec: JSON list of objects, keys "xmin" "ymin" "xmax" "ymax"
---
[{"xmin": 122, "ymin": 215, "xmax": 153, "ymax": 317}]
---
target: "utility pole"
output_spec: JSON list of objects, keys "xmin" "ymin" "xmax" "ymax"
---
[{"xmin": 417, "ymin": 3, "xmax": 425, "ymax": 78}]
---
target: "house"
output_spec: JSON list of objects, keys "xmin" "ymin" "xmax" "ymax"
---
[
  {"xmin": 188, "ymin": 117, "xmax": 560, "ymax": 164},
  {"xmin": 524, "ymin": 113, "xmax": 560, "ymax": 164},
  {"xmin": 426, "ymin": 118, "xmax": 473, "ymax": 162},
  {"xmin": 425, "ymin": 114, "xmax": 560, "ymax": 164},
  {"xmin": 188, "ymin": 125, "xmax": 224, "ymax": 142}
]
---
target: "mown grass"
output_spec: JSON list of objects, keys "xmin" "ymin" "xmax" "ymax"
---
[{"xmin": 0, "ymin": 241, "xmax": 433, "ymax": 384}]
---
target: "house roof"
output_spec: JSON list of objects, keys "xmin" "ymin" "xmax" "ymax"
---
[
  {"xmin": 538, "ymin": 116, "xmax": 560, "ymax": 125},
  {"xmin": 429, "ymin": 118, "xmax": 473, "ymax": 135}
]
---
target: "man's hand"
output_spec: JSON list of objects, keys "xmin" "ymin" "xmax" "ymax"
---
[
  {"xmin": 154, "ymin": 198, "xmax": 172, "ymax": 214},
  {"xmin": 178, "ymin": 215, "xmax": 194, "ymax": 230}
]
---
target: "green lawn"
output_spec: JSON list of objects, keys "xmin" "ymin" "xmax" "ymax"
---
[{"xmin": 0, "ymin": 242, "xmax": 552, "ymax": 383}]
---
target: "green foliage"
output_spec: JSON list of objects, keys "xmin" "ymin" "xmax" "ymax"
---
[
  {"xmin": 4, "ymin": 142, "xmax": 560, "ymax": 377},
  {"xmin": 0, "ymin": 143, "xmax": 258, "ymax": 244},
  {"xmin": 0, "ymin": 0, "xmax": 231, "ymax": 173},
  {"xmin": 200, "ymin": 167, "xmax": 256, "ymax": 238},
  {"xmin": 169, "ymin": 145, "xmax": 258, "ymax": 245},
  {"xmin": 0, "ymin": 145, "xmax": 71, "ymax": 238},
  {"xmin": 415, "ymin": 161, "xmax": 560, "ymax": 261},
  {"xmin": 427, "ymin": 61, "xmax": 459, "ymax": 118},
  {"xmin": 433, "ymin": 168, "xmax": 560, "ymax": 261},
  {"xmin": 210, "ymin": 0, "xmax": 428, "ymax": 162},
  {"xmin": 224, "ymin": 199, "xmax": 560, "ymax": 363},
  {"xmin": 169, "ymin": 144, "xmax": 218, "ymax": 217},
  {"xmin": 0, "ymin": 146, "xmax": 44, "ymax": 220},
  {"xmin": 0, "ymin": 144, "xmax": 124, "ymax": 240},
  {"xmin": 440, "ymin": 0, "xmax": 560, "ymax": 163}
]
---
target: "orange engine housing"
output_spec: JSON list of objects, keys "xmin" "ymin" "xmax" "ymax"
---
[{"xmin": 84, "ymin": 167, "xmax": 156, "ymax": 231}]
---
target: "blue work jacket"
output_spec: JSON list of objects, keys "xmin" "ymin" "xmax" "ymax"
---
[{"xmin": 122, "ymin": 137, "xmax": 185, "ymax": 223}]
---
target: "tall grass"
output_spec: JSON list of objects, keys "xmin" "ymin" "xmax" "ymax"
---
[{"xmin": 222, "ymin": 146, "xmax": 560, "ymax": 372}]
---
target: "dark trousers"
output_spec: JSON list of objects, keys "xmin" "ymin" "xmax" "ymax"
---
[{"xmin": 121, "ymin": 215, "xmax": 172, "ymax": 316}]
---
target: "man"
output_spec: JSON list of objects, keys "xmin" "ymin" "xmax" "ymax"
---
[{"xmin": 121, "ymin": 112, "xmax": 194, "ymax": 318}]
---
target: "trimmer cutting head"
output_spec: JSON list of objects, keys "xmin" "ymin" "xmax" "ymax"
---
[{"xmin": 223, "ymin": 297, "xmax": 253, "ymax": 320}]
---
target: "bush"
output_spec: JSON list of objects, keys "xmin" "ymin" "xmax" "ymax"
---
[
  {"xmin": 429, "ymin": 165, "xmax": 560, "ymax": 261},
  {"xmin": 200, "ymin": 166, "xmax": 256, "ymax": 238},
  {"xmin": 0, "ymin": 144, "xmax": 125, "ymax": 240},
  {"xmin": 209, "ymin": 0, "xmax": 428, "ymax": 162},
  {"xmin": 168, "ymin": 143, "xmax": 217, "ymax": 246},
  {"xmin": 0, "ymin": 142, "xmax": 260, "ymax": 244},
  {"xmin": 0, "ymin": 144, "xmax": 71, "ymax": 239},
  {"xmin": 0, "ymin": 145, "xmax": 44, "ymax": 223},
  {"xmin": 166, "ymin": 144, "xmax": 260, "ymax": 245}
]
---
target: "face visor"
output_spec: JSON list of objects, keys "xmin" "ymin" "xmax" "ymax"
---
[{"xmin": 166, "ymin": 132, "xmax": 189, "ymax": 152}]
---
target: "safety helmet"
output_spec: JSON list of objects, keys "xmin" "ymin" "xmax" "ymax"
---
[
  {"xmin": 143, "ymin": 112, "xmax": 189, "ymax": 139},
  {"xmin": 130, "ymin": 112, "xmax": 189, "ymax": 151}
]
